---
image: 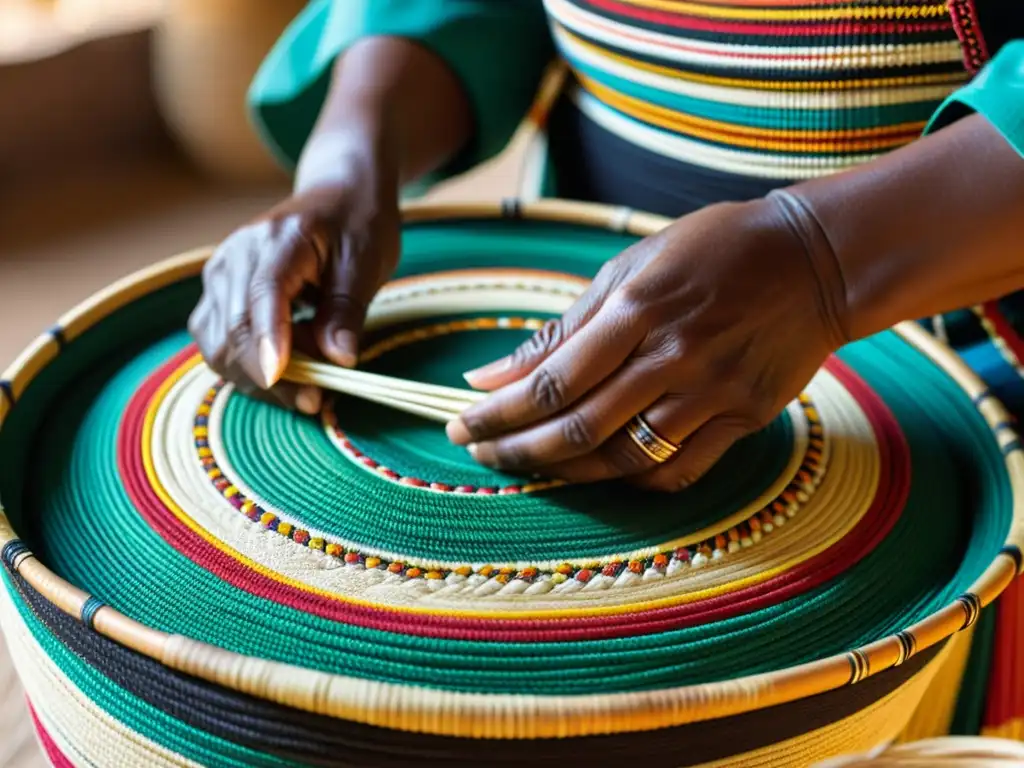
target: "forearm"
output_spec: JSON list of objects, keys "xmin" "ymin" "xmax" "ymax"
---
[
  {"xmin": 783, "ymin": 114, "xmax": 1024, "ymax": 341},
  {"xmin": 294, "ymin": 36, "xmax": 473, "ymax": 194}
]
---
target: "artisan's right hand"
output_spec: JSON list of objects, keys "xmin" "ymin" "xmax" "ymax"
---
[{"xmin": 188, "ymin": 145, "xmax": 400, "ymax": 415}]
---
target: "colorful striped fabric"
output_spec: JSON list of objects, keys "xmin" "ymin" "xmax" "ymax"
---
[{"xmin": 544, "ymin": 0, "xmax": 972, "ymax": 179}]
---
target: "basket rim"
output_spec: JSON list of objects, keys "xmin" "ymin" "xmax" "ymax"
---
[{"xmin": 1, "ymin": 197, "xmax": 1021, "ymax": 740}]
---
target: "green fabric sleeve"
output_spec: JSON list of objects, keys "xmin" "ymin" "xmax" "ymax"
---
[
  {"xmin": 925, "ymin": 40, "xmax": 1024, "ymax": 157},
  {"xmin": 247, "ymin": 0, "xmax": 554, "ymax": 189}
]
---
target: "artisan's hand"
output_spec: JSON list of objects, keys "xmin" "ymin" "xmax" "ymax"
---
[
  {"xmin": 187, "ymin": 36, "xmax": 472, "ymax": 413},
  {"xmin": 446, "ymin": 195, "xmax": 849, "ymax": 491},
  {"xmin": 188, "ymin": 148, "xmax": 400, "ymax": 414}
]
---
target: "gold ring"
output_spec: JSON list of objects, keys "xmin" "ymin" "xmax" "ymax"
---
[{"xmin": 624, "ymin": 414, "xmax": 679, "ymax": 464}]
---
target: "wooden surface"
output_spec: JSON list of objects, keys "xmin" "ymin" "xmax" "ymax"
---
[{"xmin": 0, "ymin": 150, "xmax": 517, "ymax": 767}]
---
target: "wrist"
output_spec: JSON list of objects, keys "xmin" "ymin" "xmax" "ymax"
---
[{"xmin": 761, "ymin": 190, "xmax": 851, "ymax": 350}]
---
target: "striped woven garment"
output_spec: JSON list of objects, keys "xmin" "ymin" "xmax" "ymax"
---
[{"xmin": 543, "ymin": 0, "xmax": 975, "ymax": 181}]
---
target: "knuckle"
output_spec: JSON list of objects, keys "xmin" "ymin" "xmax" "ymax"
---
[
  {"xmin": 607, "ymin": 286, "xmax": 646, "ymax": 326},
  {"xmin": 458, "ymin": 409, "xmax": 498, "ymax": 443},
  {"xmin": 323, "ymin": 291, "xmax": 368, "ymax": 319},
  {"xmin": 226, "ymin": 315, "xmax": 252, "ymax": 349},
  {"xmin": 529, "ymin": 368, "xmax": 568, "ymax": 412},
  {"xmin": 248, "ymin": 273, "xmax": 280, "ymax": 304},
  {"xmin": 492, "ymin": 442, "xmax": 530, "ymax": 471},
  {"xmin": 510, "ymin": 320, "xmax": 564, "ymax": 368},
  {"xmin": 644, "ymin": 331, "xmax": 686, "ymax": 364},
  {"xmin": 561, "ymin": 411, "xmax": 597, "ymax": 450}
]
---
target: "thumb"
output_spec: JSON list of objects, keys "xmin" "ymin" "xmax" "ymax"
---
[{"xmin": 313, "ymin": 231, "xmax": 385, "ymax": 368}]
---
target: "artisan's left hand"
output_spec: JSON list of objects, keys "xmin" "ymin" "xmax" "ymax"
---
[{"xmin": 446, "ymin": 194, "xmax": 850, "ymax": 491}]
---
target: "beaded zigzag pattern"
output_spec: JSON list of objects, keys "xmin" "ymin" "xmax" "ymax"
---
[
  {"xmin": 192, "ymin": 386, "xmax": 828, "ymax": 590},
  {"xmin": 948, "ymin": 0, "xmax": 990, "ymax": 72}
]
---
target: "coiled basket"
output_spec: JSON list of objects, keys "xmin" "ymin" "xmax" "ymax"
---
[{"xmin": 1, "ymin": 200, "xmax": 1022, "ymax": 767}]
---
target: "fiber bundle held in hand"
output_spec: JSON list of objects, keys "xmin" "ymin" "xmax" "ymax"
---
[{"xmin": 0, "ymin": 200, "xmax": 1022, "ymax": 768}]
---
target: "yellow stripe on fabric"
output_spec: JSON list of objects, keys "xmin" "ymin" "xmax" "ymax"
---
[
  {"xmin": 607, "ymin": 0, "xmax": 949, "ymax": 22},
  {"xmin": 580, "ymin": 74, "xmax": 925, "ymax": 153},
  {"xmin": 896, "ymin": 621, "xmax": 977, "ymax": 743},
  {"xmin": 562, "ymin": 26, "xmax": 969, "ymax": 92},
  {"xmin": 143, "ymin": 354, "xmax": 868, "ymax": 621},
  {"xmin": 982, "ymin": 719, "xmax": 1024, "ymax": 741}
]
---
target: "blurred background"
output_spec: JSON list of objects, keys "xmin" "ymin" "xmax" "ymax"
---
[{"xmin": 0, "ymin": 2, "xmax": 516, "ymax": 764}]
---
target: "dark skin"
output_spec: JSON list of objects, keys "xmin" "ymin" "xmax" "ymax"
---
[
  {"xmin": 191, "ymin": 40, "xmax": 1024, "ymax": 490},
  {"xmin": 189, "ymin": 38, "xmax": 471, "ymax": 414}
]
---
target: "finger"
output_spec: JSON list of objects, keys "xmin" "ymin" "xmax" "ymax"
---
[
  {"xmin": 536, "ymin": 394, "xmax": 721, "ymax": 485},
  {"xmin": 222, "ymin": 249, "xmax": 262, "ymax": 384},
  {"xmin": 248, "ymin": 232, "xmax": 322, "ymax": 388},
  {"xmin": 448, "ymin": 297, "xmax": 646, "ymax": 446},
  {"xmin": 467, "ymin": 356, "xmax": 666, "ymax": 471},
  {"xmin": 314, "ymin": 231, "xmax": 381, "ymax": 368},
  {"xmin": 632, "ymin": 415, "xmax": 752, "ymax": 493},
  {"xmin": 192, "ymin": 296, "xmax": 226, "ymax": 376},
  {"xmin": 463, "ymin": 262, "xmax": 626, "ymax": 391}
]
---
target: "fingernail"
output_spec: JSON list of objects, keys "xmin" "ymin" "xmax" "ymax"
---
[
  {"xmin": 331, "ymin": 328, "xmax": 359, "ymax": 368},
  {"xmin": 296, "ymin": 386, "xmax": 322, "ymax": 415},
  {"xmin": 463, "ymin": 357, "xmax": 510, "ymax": 387},
  {"xmin": 258, "ymin": 337, "xmax": 280, "ymax": 388},
  {"xmin": 467, "ymin": 443, "xmax": 479, "ymax": 459},
  {"xmin": 446, "ymin": 419, "xmax": 472, "ymax": 446}
]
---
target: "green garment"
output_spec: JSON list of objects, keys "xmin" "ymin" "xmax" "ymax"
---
[
  {"xmin": 248, "ymin": 1, "xmax": 1024, "ymax": 186},
  {"xmin": 247, "ymin": 0, "xmax": 552, "ymax": 192},
  {"xmin": 926, "ymin": 40, "xmax": 1024, "ymax": 156}
]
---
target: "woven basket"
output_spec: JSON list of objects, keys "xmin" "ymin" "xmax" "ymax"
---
[{"xmin": 1, "ymin": 200, "xmax": 1021, "ymax": 767}]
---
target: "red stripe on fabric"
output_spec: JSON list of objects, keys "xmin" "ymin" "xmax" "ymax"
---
[
  {"xmin": 580, "ymin": 0, "xmax": 952, "ymax": 36},
  {"xmin": 947, "ymin": 0, "xmax": 990, "ymax": 72},
  {"xmin": 980, "ymin": 301, "xmax": 1024, "ymax": 365},
  {"xmin": 983, "ymin": 575, "xmax": 1024, "ymax": 727},
  {"xmin": 117, "ymin": 348, "xmax": 908, "ymax": 642},
  {"xmin": 28, "ymin": 700, "xmax": 75, "ymax": 768}
]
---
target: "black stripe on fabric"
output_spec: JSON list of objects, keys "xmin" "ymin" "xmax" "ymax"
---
[
  {"xmin": 1001, "ymin": 440, "xmax": 1022, "ymax": 457},
  {"xmin": 561, "ymin": 0, "xmax": 961, "ymax": 47},
  {"xmin": 7, "ymin": 567, "xmax": 946, "ymax": 768},
  {"xmin": 1001, "ymin": 545, "xmax": 1023, "ymax": 574},
  {"xmin": 0, "ymin": 380, "xmax": 13, "ymax": 407},
  {"xmin": 973, "ymin": 390, "xmax": 993, "ymax": 407},
  {"xmin": 562, "ymin": 24, "xmax": 968, "ymax": 83},
  {"xmin": 548, "ymin": 95, "xmax": 787, "ymax": 217},
  {"xmin": 47, "ymin": 325, "xmax": 66, "ymax": 349}
]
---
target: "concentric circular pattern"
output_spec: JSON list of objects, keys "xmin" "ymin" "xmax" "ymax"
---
[
  {"xmin": 22, "ymin": 265, "xmax": 1008, "ymax": 670},
  {"xmin": 0, "ymin": 205, "xmax": 1021, "ymax": 767}
]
